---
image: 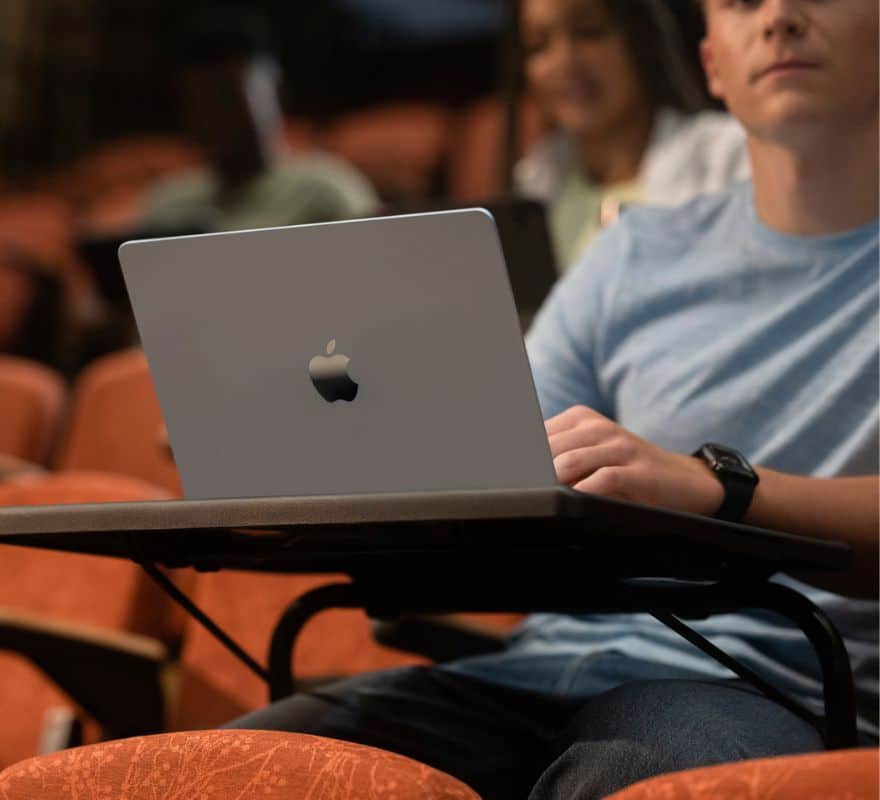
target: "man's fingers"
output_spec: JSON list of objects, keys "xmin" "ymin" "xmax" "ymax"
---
[
  {"xmin": 553, "ymin": 443, "xmax": 628, "ymax": 486},
  {"xmin": 548, "ymin": 423, "xmax": 609, "ymax": 457},
  {"xmin": 545, "ymin": 404, "xmax": 607, "ymax": 436},
  {"xmin": 572, "ymin": 466, "xmax": 629, "ymax": 499}
]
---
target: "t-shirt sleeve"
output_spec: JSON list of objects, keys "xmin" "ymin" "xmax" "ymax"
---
[{"xmin": 525, "ymin": 220, "xmax": 628, "ymax": 420}]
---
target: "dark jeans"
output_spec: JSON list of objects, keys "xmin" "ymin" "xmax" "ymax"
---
[{"xmin": 226, "ymin": 667, "xmax": 824, "ymax": 799}]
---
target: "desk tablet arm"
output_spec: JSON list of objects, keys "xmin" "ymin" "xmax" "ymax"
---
[{"xmin": 0, "ymin": 607, "xmax": 167, "ymax": 742}]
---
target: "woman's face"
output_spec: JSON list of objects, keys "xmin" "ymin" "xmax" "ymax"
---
[{"xmin": 521, "ymin": 0, "xmax": 648, "ymax": 138}]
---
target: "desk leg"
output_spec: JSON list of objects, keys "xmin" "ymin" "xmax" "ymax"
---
[
  {"xmin": 648, "ymin": 581, "xmax": 856, "ymax": 749},
  {"xmin": 746, "ymin": 582, "xmax": 858, "ymax": 749},
  {"xmin": 268, "ymin": 583, "xmax": 364, "ymax": 702}
]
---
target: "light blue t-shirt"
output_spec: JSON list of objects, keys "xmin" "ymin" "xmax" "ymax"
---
[{"xmin": 446, "ymin": 182, "xmax": 879, "ymax": 738}]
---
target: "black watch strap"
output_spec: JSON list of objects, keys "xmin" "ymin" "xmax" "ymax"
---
[{"xmin": 692, "ymin": 443, "xmax": 759, "ymax": 523}]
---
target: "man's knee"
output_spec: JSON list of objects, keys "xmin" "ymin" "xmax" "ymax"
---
[{"xmin": 529, "ymin": 679, "xmax": 824, "ymax": 800}]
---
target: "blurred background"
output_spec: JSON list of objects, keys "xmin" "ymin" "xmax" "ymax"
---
[{"xmin": 1, "ymin": 0, "xmax": 706, "ymax": 181}]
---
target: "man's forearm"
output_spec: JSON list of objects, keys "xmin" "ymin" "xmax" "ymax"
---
[{"xmin": 746, "ymin": 469, "xmax": 879, "ymax": 597}]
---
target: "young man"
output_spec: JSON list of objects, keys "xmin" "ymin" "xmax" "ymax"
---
[{"xmin": 229, "ymin": 1, "xmax": 878, "ymax": 797}]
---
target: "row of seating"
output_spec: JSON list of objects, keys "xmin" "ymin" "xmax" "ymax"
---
[
  {"xmin": 0, "ymin": 350, "xmax": 522, "ymax": 768},
  {"xmin": 2, "ymin": 357, "xmax": 876, "ymax": 795}
]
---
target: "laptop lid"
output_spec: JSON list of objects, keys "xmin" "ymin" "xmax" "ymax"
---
[
  {"xmin": 391, "ymin": 199, "xmax": 558, "ymax": 332},
  {"xmin": 119, "ymin": 209, "xmax": 556, "ymax": 500}
]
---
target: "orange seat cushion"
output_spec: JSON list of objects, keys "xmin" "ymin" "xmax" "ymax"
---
[
  {"xmin": 606, "ymin": 747, "xmax": 879, "ymax": 800},
  {"xmin": 0, "ymin": 730, "xmax": 481, "ymax": 799}
]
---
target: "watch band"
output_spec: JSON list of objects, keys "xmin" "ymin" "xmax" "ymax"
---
[
  {"xmin": 692, "ymin": 443, "xmax": 759, "ymax": 523},
  {"xmin": 713, "ymin": 474, "xmax": 756, "ymax": 522}
]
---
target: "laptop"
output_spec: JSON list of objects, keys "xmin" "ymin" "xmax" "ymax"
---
[{"xmin": 119, "ymin": 209, "xmax": 557, "ymax": 500}]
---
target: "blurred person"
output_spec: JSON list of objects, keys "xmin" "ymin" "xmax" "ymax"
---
[
  {"xmin": 226, "ymin": 1, "xmax": 878, "ymax": 798},
  {"xmin": 517, "ymin": 0, "xmax": 749, "ymax": 270},
  {"xmin": 140, "ymin": 8, "xmax": 379, "ymax": 233}
]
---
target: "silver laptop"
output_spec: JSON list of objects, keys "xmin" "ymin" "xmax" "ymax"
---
[{"xmin": 119, "ymin": 210, "xmax": 556, "ymax": 500}]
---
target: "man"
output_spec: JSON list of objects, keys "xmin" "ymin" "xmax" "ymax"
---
[
  {"xmin": 229, "ymin": 1, "xmax": 878, "ymax": 797},
  {"xmin": 140, "ymin": 8, "xmax": 378, "ymax": 233}
]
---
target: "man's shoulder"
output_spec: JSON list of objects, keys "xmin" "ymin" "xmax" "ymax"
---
[
  {"xmin": 616, "ymin": 182, "xmax": 747, "ymax": 252},
  {"xmin": 141, "ymin": 169, "xmax": 215, "ymax": 222},
  {"xmin": 562, "ymin": 182, "xmax": 748, "ymax": 295},
  {"xmin": 272, "ymin": 155, "xmax": 379, "ymax": 213}
]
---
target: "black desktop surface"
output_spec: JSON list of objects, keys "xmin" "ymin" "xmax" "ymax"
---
[{"xmin": 0, "ymin": 487, "xmax": 849, "ymax": 582}]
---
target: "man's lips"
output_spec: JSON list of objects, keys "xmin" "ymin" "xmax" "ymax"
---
[{"xmin": 752, "ymin": 59, "xmax": 822, "ymax": 83}]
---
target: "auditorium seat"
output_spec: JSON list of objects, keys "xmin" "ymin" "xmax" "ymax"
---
[
  {"xmin": 0, "ymin": 730, "xmax": 480, "ymax": 799},
  {"xmin": 0, "ymin": 471, "xmax": 174, "ymax": 767},
  {"xmin": 171, "ymin": 571, "xmax": 428, "ymax": 730},
  {"xmin": 53, "ymin": 348, "xmax": 183, "ymax": 496},
  {"xmin": 606, "ymin": 747, "xmax": 878, "ymax": 800},
  {"xmin": 319, "ymin": 102, "xmax": 451, "ymax": 200},
  {"xmin": 445, "ymin": 97, "xmax": 545, "ymax": 202},
  {"xmin": 49, "ymin": 136, "xmax": 202, "ymax": 231},
  {"xmin": 0, "ymin": 355, "xmax": 65, "ymax": 465}
]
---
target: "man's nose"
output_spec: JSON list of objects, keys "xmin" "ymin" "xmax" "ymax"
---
[{"xmin": 760, "ymin": 0, "xmax": 808, "ymax": 41}]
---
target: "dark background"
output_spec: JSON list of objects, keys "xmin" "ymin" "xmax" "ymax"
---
[{"xmin": 0, "ymin": 0, "xmax": 706, "ymax": 184}]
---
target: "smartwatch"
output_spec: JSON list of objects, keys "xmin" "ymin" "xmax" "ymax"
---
[{"xmin": 692, "ymin": 443, "xmax": 759, "ymax": 523}]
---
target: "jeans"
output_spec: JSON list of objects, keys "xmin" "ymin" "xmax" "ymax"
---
[{"xmin": 227, "ymin": 667, "xmax": 824, "ymax": 799}]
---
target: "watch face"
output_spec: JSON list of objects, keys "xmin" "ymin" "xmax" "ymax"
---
[
  {"xmin": 703, "ymin": 444, "xmax": 757, "ymax": 480},
  {"xmin": 717, "ymin": 455, "xmax": 753, "ymax": 477}
]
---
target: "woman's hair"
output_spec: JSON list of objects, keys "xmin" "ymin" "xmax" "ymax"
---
[{"xmin": 605, "ymin": 0, "xmax": 711, "ymax": 113}]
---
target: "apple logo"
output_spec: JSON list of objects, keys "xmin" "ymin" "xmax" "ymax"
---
[{"xmin": 309, "ymin": 339, "xmax": 359, "ymax": 402}]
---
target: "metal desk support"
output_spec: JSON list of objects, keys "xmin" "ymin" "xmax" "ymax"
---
[{"xmin": 264, "ymin": 579, "xmax": 857, "ymax": 749}]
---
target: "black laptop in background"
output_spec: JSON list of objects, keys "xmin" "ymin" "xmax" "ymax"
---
[{"xmin": 76, "ymin": 226, "xmax": 206, "ymax": 306}]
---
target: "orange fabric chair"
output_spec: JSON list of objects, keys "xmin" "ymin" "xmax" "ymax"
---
[
  {"xmin": 46, "ymin": 136, "xmax": 202, "ymax": 232},
  {"xmin": 0, "ymin": 192, "xmax": 92, "ymax": 310},
  {"xmin": 0, "ymin": 471, "xmax": 174, "ymax": 767},
  {"xmin": 0, "ymin": 356, "xmax": 65, "ymax": 465},
  {"xmin": 319, "ymin": 103, "xmax": 451, "ymax": 199},
  {"xmin": 54, "ymin": 348, "xmax": 183, "ymax": 496},
  {"xmin": 172, "ymin": 573, "xmax": 521, "ymax": 729},
  {"xmin": 445, "ymin": 97, "xmax": 545, "ymax": 202},
  {"xmin": 606, "ymin": 747, "xmax": 879, "ymax": 800},
  {"xmin": 0, "ymin": 730, "xmax": 480, "ymax": 799},
  {"xmin": 172, "ymin": 571, "xmax": 429, "ymax": 729}
]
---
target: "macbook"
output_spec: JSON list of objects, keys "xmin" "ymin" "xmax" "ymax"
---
[{"xmin": 119, "ymin": 209, "xmax": 556, "ymax": 500}]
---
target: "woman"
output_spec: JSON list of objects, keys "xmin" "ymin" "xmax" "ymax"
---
[{"xmin": 517, "ymin": 0, "xmax": 749, "ymax": 271}]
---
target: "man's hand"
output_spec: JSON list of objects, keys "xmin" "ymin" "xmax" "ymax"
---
[{"xmin": 547, "ymin": 405, "xmax": 723, "ymax": 516}]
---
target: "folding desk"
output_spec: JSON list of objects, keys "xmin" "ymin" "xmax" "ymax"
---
[{"xmin": 0, "ymin": 486, "xmax": 857, "ymax": 748}]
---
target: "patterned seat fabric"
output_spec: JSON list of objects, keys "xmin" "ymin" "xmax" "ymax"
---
[
  {"xmin": 605, "ymin": 748, "xmax": 879, "ymax": 800},
  {"xmin": 0, "ymin": 730, "xmax": 481, "ymax": 799}
]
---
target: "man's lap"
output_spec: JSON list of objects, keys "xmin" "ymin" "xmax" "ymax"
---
[{"xmin": 225, "ymin": 666, "xmax": 824, "ymax": 800}]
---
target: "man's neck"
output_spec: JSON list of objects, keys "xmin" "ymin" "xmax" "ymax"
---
[{"xmin": 748, "ymin": 119, "xmax": 879, "ymax": 236}]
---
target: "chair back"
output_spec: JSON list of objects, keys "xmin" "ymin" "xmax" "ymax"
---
[
  {"xmin": 54, "ymin": 348, "xmax": 182, "ymax": 495},
  {"xmin": 0, "ymin": 472, "xmax": 174, "ymax": 767},
  {"xmin": 0, "ymin": 356, "xmax": 65, "ymax": 464}
]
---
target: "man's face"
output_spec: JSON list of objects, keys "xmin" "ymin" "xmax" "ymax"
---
[{"xmin": 700, "ymin": 0, "xmax": 878, "ymax": 142}]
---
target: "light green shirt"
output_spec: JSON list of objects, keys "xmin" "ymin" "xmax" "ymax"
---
[
  {"xmin": 141, "ymin": 155, "xmax": 379, "ymax": 232},
  {"xmin": 549, "ymin": 171, "xmax": 643, "ymax": 272}
]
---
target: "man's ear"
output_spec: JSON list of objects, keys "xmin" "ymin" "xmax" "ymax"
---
[{"xmin": 700, "ymin": 38, "xmax": 726, "ymax": 101}]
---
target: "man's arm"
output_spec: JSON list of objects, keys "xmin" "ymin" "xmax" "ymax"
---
[
  {"xmin": 745, "ymin": 469, "xmax": 878, "ymax": 597},
  {"xmin": 547, "ymin": 405, "xmax": 879, "ymax": 598}
]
